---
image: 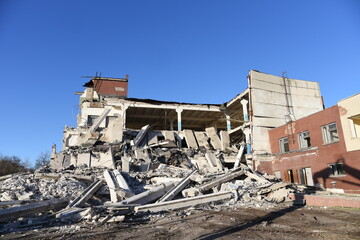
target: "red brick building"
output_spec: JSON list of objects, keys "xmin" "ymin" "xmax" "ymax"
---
[{"xmin": 261, "ymin": 105, "xmax": 360, "ymax": 194}]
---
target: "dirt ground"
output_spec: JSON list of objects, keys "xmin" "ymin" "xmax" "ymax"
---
[{"xmin": 2, "ymin": 205, "xmax": 360, "ymax": 240}]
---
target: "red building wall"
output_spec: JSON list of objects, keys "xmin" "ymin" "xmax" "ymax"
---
[
  {"xmin": 93, "ymin": 79, "xmax": 128, "ymax": 97},
  {"xmin": 264, "ymin": 105, "xmax": 360, "ymax": 193}
]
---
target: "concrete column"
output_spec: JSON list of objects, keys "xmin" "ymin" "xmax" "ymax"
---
[
  {"xmin": 169, "ymin": 118, "xmax": 174, "ymax": 131},
  {"xmin": 243, "ymin": 127, "xmax": 251, "ymax": 154},
  {"xmin": 176, "ymin": 108, "xmax": 183, "ymax": 131},
  {"xmin": 122, "ymin": 104, "xmax": 129, "ymax": 129},
  {"xmin": 240, "ymin": 99, "xmax": 249, "ymax": 122},
  {"xmin": 225, "ymin": 111, "xmax": 231, "ymax": 131}
]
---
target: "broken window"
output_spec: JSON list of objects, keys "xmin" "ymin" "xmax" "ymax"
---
[
  {"xmin": 87, "ymin": 115, "xmax": 98, "ymax": 126},
  {"xmin": 321, "ymin": 122, "xmax": 339, "ymax": 144},
  {"xmin": 298, "ymin": 131, "xmax": 311, "ymax": 149},
  {"xmin": 279, "ymin": 137, "xmax": 289, "ymax": 153},
  {"xmin": 329, "ymin": 162, "xmax": 345, "ymax": 176}
]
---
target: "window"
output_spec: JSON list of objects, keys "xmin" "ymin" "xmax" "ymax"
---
[
  {"xmin": 349, "ymin": 117, "xmax": 360, "ymax": 138},
  {"xmin": 329, "ymin": 162, "xmax": 345, "ymax": 176},
  {"xmin": 105, "ymin": 116, "xmax": 116, "ymax": 128},
  {"xmin": 298, "ymin": 131, "xmax": 311, "ymax": 149},
  {"xmin": 321, "ymin": 122, "xmax": 339, "ymax": 144},
  {"xmin": 279, "ymin": 137, "xmax": 289, "ymax": 153},
  {"xmin": 87, "ymin": 115, "xmax": 98, "ymax": 126}
]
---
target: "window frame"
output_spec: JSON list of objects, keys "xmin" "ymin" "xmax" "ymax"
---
[
  {"xmin": 279, "ymin": 137, "xmax": 290, "ymax": 153},
  {"xmin": 328, "ymin": 162, "xmax": 346, "ymax": 176},
  {"xmin": 298, "ymin": 131, "xmax": 311, "ymax": 149},
  {"xmin": 321, "ymin": 122, "xmax": 339, "ymax": 144}
]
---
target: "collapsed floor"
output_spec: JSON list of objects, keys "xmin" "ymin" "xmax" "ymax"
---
[{"xmin": 0, "ymin": 125, "xmax": 338, "ymax": 234}]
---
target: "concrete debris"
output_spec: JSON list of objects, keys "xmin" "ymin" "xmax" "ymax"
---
[{"xmin": 0, "ymin": 124, "xmax": 309, "ymax": 234}]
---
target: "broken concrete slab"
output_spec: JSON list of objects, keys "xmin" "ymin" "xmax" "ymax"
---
[
  {"xmin": 266, "ymin": 188, "xmax": 291, "ymax": 203},
  {"xmin": 183, "ymin": 129, "xmax": 199, "ymax": 149},
  {"xmin": 113, "ymin": 170, "xmax": 134, "ymax": 197},
  {"xmin": 121, "ymin": 155, "xmax": 131, "ymax": 173},
  {"xmin": 205, "ymin": 151, "xmax": 223, "ymax": 172},
  {"xmin": 220, "ymin": 130, "xmax": 230, "ymax": 150},
  {"xmin": 106, "ymin": 115, "xmax": 124, "ymax": 144},
  {"xmin": 194, "ymin": 131, "xmax": 211, "ymax": 149},
  {"xmin": 205, "ymin": 127, "xmax": 222, "ymax": 150},
  {"xmin": 133, "ymin": 124, "xmax": 151, "ymax": 147},
  {"xmin": 77, "ymin": 153, "xmax": 91, "ymax": 167},
  {"xmin": 244, "ymin": 171, "xmax": 269, "ymax": 184},
  {"xmin": 135, "ymin": 191, "xmax": 233, "ymax": 213},
  {"xmin": 162, "ymin": 131, "xmax": 175, "ymax": 141}
]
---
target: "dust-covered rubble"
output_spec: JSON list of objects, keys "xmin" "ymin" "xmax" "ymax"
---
[{"xmin": 0, "ymin": 125, "xmax": 311, "ymax": 234}]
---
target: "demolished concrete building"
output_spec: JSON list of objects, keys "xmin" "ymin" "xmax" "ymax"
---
[{"xmin": 52, "ymin": 70, "xmax": 324, "ymax": 172}]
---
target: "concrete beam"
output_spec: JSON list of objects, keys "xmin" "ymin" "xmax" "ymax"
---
[
  {"xmin": 105, "ymin": 183, "xmax": 175, "ymax": 207},
  {"xmin": 157, "ymin": 170, "xmax": 197, "ymax": 203},
  {"xmin": 113, "ymin": 170, "xmax": 134, "ymax": 197},
  {"xmin": 103, "ymin": 170, "xmax": 119, "ymax": 203},
  {"xmin": 120, "ymin": 100, "xmax": 222, "ymax": 112},
  {"xmin": 233, "ymin": 144, "xmax": 245, "ymax": 169},
  {"xmin": 89, "ymin": 107, "xmax": 111, "ymax": 132},
  {"xmin": 68, "ymin": 179, "xmax": 103, "ymax": 208},
  {"xmin": 135, "ymin": 191, "xmax": 233, "ymax": 213},
  {"xmin": 198, "ymin": 169, "xmax": 244, "ymax": 193},
  {"xmin": 0, "ymin": 198, "xmax": 69, "ymax": 222}
]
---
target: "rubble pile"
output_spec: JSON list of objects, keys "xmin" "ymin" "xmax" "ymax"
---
[
  {"xmin": 0, "ymin": 174, "xmax": 87, "ymax": 202},
  {"xmin": 0, "ymin": 125, "xmax": 300, "ymax": 233}
]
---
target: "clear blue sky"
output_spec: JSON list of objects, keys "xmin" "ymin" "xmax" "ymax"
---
[{"xmin": 1, "ymin": 0, "xmax": 359, "ymax": 167}]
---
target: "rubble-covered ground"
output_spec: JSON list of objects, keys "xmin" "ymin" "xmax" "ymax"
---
[
  {"xmin": 1, "ymin": 126, "xmax": 359, "ymax": 239},
  {"xmin": 2, "ymin": 205, "xmax": 360, "ymax": 240}
]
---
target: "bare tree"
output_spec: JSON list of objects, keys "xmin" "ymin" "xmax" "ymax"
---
[
  {"xmin": 34, "ymin": 151, "xmax": 50, "ymax": 169},
  {"xmin": 0, "ymin": 154, "xmax": 29, "ymax": 176}
]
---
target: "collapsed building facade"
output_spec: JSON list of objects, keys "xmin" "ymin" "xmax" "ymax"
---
[{"xmin": 52, "ymin": 70, "xmax": 324, "ymax": 173}]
